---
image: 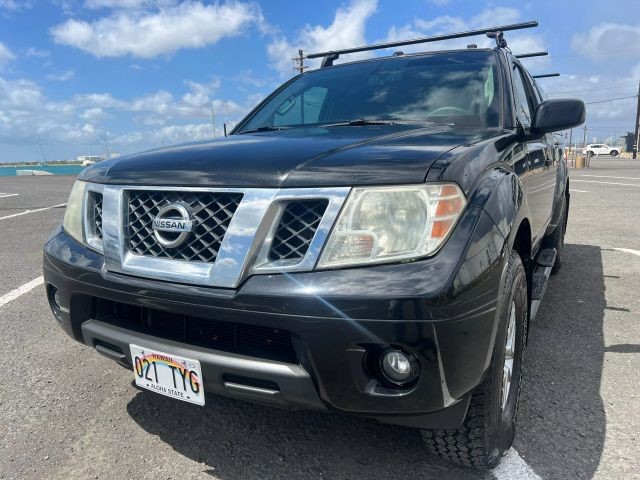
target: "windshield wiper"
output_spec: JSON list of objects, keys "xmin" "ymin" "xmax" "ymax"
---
[
  {"xmin": 321, "ymin": 118, "xmax": 399, "ymax": 128},
  {"xmin": 236, "ymin": 125, "xmax": 292, "ymax": 134}
]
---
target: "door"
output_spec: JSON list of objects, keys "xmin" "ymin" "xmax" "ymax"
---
[{"xmin": 510, "ymin": 62, "xmax": 557, "ymax": 247}]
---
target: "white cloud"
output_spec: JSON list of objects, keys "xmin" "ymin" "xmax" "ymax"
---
[
  {"xmin": 571, "ymin": 23, "xmax": 640, "ymax": 61},
  {"xmin": 0, "ymin": 65, "xmax": 260, "ymax": 156},
  {"xmin": 25, "ymin": 47, "xmax": 50, "ymax": 58},
  {"xmin": 267, "ymin": 0, "xmax": 378, "ymax": 75},
  {"xmin": 0, "ymin": 0, "xmax": 31, "ymax": 11},
  {"xmin": 84, "ymin": 0, "xmax": 160, "ymax": 9},
  {"xmin": 150, "ymin": 123, "xmax": 213, "ymax": 144},
  {"xmin": 0, "ymin": 76, "xmax": 81, "ymax": 144},
  {"xmin": 80, "ymin": 107, "xmax": 109, "ymax": 121},
  {"xmin": 74, "ymin": 92, "xmax": 125, "ymax": 109},
  {"xmin": 385, "ymin": 7, "xmax": 546, "ymax": 61},
  {"xmin": 51, "ymin": 1, "xmax": 262, "ymax": 58},
  {"xmin": 46, "ymin": 70, "xmax": 76, "ymax": 81},
  {"xmin": 539, "ymin": 70, "xmax": 638, "ymax": 136},
  {"xmin": 0, "ymin": 42, "xmax": 15, "ymax": 69}
]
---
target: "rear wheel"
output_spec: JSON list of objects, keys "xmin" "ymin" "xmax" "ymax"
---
[{"xmin": 421, "ymin": 250, "xmax": 528, "ymax": 469}]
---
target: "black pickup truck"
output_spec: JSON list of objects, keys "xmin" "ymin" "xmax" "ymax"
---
[{"xmin": 43, "ymin": 25, "xmax": 585, "ymax": 469}]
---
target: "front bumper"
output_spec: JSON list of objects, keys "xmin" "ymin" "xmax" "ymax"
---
[{"xmin": 43, "ymin": 205, "xmax": 507, "ymax": 429}]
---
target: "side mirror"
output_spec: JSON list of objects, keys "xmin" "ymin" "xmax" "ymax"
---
[{"xmin": 531, "ymin": 99, "xmax": 586, "ymax": 134}]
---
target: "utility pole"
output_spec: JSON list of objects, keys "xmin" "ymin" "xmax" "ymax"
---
[
  {"xmin": 582, "ymin": 125, "xmax": 589, "ymax": 167},
  {"xmin": 568, "ymin": 128, "xmax": 573, "ymax": 166},
  {"xmin": 292, "ymin": 49, "xmax": 305, "ymax": 74},
  {"xmin": 211, "ymin": 106, "xmax": 216, "ymax": 137},
  {"xmin": 37, "ymin": 134, "xmax": 45, "ymax": 166},
  {"xmin": 633, "ymin": 80, "xmax": 640, "ymax": 159},
  {"xmin": 103, "ymin": 132, "xmax": 110, "ymax": 160}
]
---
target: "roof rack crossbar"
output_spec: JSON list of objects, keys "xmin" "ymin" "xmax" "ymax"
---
[
  {"xmin": 306, "ymin": 20, "xmax": 538, "ymax": 66},
  {"xmin": 515, "ymin": 51, "xmax": 548, "ymax": 58},
  {"xmin": 533, "ymin": 73, "xmax": 560, "ymax": 78}
]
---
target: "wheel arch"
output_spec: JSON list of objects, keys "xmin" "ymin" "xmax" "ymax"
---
[
  {"xmin": 509, "ymin": 218, "xmax": 533, "ymax": 319},
  {"xmin": 467, "ymin": 166, "xmax": 534, "ymax": 322}
]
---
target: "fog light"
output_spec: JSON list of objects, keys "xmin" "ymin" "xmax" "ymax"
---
[
  {"xmin": 49, "ymin": 286, "xmax": 63, "ymax": 321},
  {"xmin": 380, "ymin": 349, "xmax": 419, "ymax": 385},
  {"xmin": 52, "ymin": 288, "xmax": 61, "ymax": 310}
]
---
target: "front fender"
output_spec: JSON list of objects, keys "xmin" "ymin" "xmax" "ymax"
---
[{"xmin": 468, "ymin": 167, "xmax": 531, "ymax": 253}]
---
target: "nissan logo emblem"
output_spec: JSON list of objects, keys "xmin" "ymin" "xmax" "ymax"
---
[{"xmin": 151, "ymin": 203, "xmax": 195, "ymax": 248}]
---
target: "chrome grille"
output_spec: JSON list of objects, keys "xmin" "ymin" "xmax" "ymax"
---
[
  {"xmin": 88, "ymin": 191, "xmax": 103, "ymax": 240},
  {"xmin": 127, "ymin": 190, "xmax": 243, "ymax": 262},
  {"xmin": 268, "ymin": 200, "xmax": 329, "ymax": 262}
]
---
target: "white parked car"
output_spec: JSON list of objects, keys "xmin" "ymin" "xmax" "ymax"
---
[{"xmin": 582, "ymin": 144, "xmax": 620, "ymax": 157}]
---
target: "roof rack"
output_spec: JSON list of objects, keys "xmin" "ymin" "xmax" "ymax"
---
[
  {"xmin": 306, "ymin": 21, "xmax": 538, "ymax": 68},
  {"xmin": 532, "ymin": 73, "xmax": 560, "ymax": 78},
  {"xmin": 515, "ymin": 51, "xmax": 548, "ymax": 59}
]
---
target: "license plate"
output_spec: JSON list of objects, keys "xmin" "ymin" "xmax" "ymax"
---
[{"xmin": 130, "ymin": 344, "xmax": 205, "ymax": 406}]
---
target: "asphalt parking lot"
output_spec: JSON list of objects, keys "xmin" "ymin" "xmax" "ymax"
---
[{"xmin": 1, "ymin": 157, "xmax": 639, "ymax": 480}]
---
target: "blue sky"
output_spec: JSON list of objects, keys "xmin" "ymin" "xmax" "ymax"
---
[{"xmin": 0, "ymin": 0, "xmax": 639, "ymax": 163}]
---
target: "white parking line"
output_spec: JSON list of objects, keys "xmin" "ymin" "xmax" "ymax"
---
[
  {"xmin": 0, "ymin": 203, "xmax": 66, "ymax": 221},
  {"xmin": 572, "ymin": 180, "xmax": 640, "ymax": 187},
  {"xmin": 493, "ymin": 449, "xmax": 541, "ymax": 479},
  {"xmin": 0, "ymin": 276, "xmax": 44, "ymax": 309},
  {"xmin": 569, "ymin": 189, "xmax": 588, "ymax": 193},
  {"xmin": 0, "ymin": 193, "xmax": 19, "ymax": 199},
  {"xmin": 576, "ymin": 175, "xmax": 640, "ymax": 181},
  {"xmin": 614, "ymin": 248, "xmax": 640, "ymax": 257}
]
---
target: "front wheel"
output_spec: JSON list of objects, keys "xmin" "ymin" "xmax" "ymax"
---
[
  {"xmin": 421, "ymin": 250, "xmax": 528, "ymax": 469},
  {"xmin": 610, "ymin": 150, "xmax": 619, "ymax": 157}
]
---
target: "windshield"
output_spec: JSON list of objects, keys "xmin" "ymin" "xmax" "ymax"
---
[{"xmin": 237, "ymin": 51, "xmax": 501, "ymax": 132}]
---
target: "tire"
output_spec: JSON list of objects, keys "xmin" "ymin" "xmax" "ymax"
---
[
  {"xmin": 543, "ymin": 197, "xmax": 567, "ymax": 275},
  {"xmin": 587, "ymin": 151, "xmax": 594, "ymax": 157},
  {"xmin": 421, "ymin": 250, "xmax": 528, "ymax": 469},
  {"xmin": 610, "ymin": 150, "xmax": 619, "ymax": 157}
]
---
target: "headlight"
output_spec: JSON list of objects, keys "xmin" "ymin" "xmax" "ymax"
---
[
  {"xmin": 317, "ymin": 183, "xmax": 466, "ymax": 268},
  {"xmin": 63, "ymin": 180, "xmax": 87, "ymax": 244}
]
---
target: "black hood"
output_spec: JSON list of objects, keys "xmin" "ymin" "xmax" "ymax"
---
[{"xmin": 81, "ymin": 126, "xmax": 487, "ymax": 187}]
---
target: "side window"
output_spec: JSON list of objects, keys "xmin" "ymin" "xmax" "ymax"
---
[
  {"xmin": 511, "ymin": 65, "xmax": 533, "ymax": 127},
  {"xmin": 273, "ymin": 86, "xmax": 328, "ymax": 126}
]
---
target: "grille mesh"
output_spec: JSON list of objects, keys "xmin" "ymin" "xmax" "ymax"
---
[
  {"xmin": 268, "ymin": 200, "xmax": 328, "ymax": 262},
  {"xmin": 127, "ymin": 190, "xmax": 242, "ymax": 262},
  {"xmin": 89, "ymin": 191, "xmax": 103, "ymax": 240}
]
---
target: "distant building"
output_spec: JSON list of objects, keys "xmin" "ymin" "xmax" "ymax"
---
[{"xmin": 77, "ymin": 155, "xmax": 103, "ymax": 166}]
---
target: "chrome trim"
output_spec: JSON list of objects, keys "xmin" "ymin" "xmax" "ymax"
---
[
  {"xmin": 224, "ymin": 382, "xmax": 280, "ymax": 397},
  {"xmin": 84, "ymin": 183, "xmax": 105, "ymax": 253},
  {"xmin": 98, "ymin": 185, "xmax": 350, "ymax": 288}
]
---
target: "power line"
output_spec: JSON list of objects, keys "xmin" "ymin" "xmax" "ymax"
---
[
  {"xmin": 585, "ymin": 95, "xmax": 637, "ymax": 105},
  {"xmin": 548, "ymin": 82, "xmax": 639, "ymax": 94}
]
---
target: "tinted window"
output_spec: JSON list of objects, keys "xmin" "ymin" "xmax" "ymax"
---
[
  {"xmin": 511, "ymin": 65, "xmax": 532, "ymax": 127},
  {"xmin": 273, "ymin": 86, "xmax": 328, "ymax": 126},
  {"xmin": 239, "ymin": 52, "xmax": 501, "ymax": 131}
]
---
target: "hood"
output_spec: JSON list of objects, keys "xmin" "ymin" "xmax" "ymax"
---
[{"xmin": 81, "ymin": 125, "xmax": 487, "ymax": 187}]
